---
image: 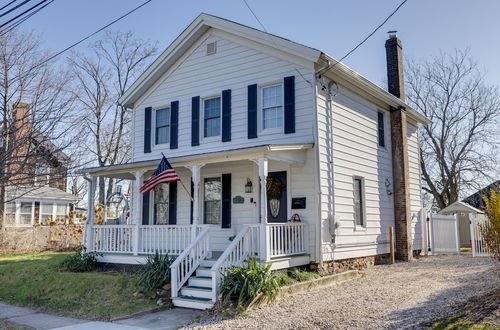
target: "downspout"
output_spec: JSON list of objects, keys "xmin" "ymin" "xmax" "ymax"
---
[{"xmin": 312, "ymin": 72, "xmax": 323, "ymax": 268}]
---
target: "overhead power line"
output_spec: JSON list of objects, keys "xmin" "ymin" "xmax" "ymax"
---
[
  {"xmin": 326, "ymin": 0, "xmax": 408, "ymax": 71},
  {"xmin": 0, "ymin": 0, "xmax": 30, "ymax": 18},
  {"xmin": 0, "ymin": 0, "xmax": 54, "ymax": 35},
  {"xmin": 0, "ymin": 0, "xmax": 20, "ymax": 13},
  {"xmin": 0, "ymin": 0, "xmax": 49, "ymax": 29},
  {"xmin": 31, "ymin": 0, "xmax": 153, "ymax": 70}
]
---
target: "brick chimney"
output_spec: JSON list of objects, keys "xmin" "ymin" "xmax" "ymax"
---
[
  {"xmin": 385, "ymin": 32, "xmax": 405, "ymax": 100},
  {"xmin": 386, "ymin": 32, "xmax": 412, "ymax": 261}
]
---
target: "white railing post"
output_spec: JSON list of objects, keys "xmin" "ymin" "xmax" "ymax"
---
[{"xmin": 257, "ymin": 157, "xmax": 269, "ymax": 261}]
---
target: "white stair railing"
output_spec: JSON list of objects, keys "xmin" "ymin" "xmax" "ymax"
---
[
  {"xmin": 210, "ymin": 224, "xmax": 260, "ymax": 302},
  {"xmin": 170, "ymin": 226, "xmax": 210, "ymax": 298}
]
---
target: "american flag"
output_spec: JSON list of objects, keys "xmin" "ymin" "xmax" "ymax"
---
[{"xmin": 140, "ymin": 156, "xmax": 180, "ymax": 194}]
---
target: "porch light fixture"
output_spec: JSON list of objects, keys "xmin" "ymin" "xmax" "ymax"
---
[{"xmin": 245, "ymin": 178, "xmax": 253, "ymax": 193}]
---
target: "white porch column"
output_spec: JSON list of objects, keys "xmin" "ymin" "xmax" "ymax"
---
[
  {"xmin": 189, "ymin": 165, "xmax": 203, "ymax": 240},
  {"xmin": 258, "ymin": 157, "xmax": 269, "ymax": 261},
  {"xmin": 132, "ymin": 171, "xmax": 145, "ymax": 255},
  {"xmin": 86, "ymin": 176, "xmax": 97, "ymax": 252}
]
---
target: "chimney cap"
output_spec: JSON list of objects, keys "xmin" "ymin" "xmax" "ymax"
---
[{"xmin": 387, "ymin": 30, "xmax": 398, "ymax": 39}]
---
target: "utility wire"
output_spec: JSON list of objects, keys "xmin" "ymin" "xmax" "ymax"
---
[
  {"xmin": 0, "ymin": 0, "xmax": 53, "ymax": 35},
  {"xmin": 31, "ymin": 0, "xmax": 153, "ymax": 70},
  {"xmin": 326, "ymin": 0, "xmax": 408, "ymax": 71},
  {"xmin": 0, "ymin": 0, "xmax": 30, "ymax": 18},
  {"xmin": 0, "ymin": 0, "xmax": 48, "ymax": 28},
  {"xmin": 0, "ymin": 0, "xmax": 19, "ymax": 13}
]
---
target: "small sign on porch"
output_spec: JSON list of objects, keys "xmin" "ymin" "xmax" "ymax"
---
[{"xmin": 233, "ymin": 196, "xmax": 244, "ymax": 204}]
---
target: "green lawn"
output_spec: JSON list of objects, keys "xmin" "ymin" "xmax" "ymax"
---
[{"xmin": 0, "ymin": 252, "xmax": 157, "ymax": 321}]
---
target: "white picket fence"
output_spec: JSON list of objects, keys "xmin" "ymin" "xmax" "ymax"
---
[{"xmin": 469, "ymin": 213, "xmax": 490, "ymax": 257}]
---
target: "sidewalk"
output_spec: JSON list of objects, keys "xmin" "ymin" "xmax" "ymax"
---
[{"xmin": 0, "ymin": 303, "xmax": 201, "ymax": 330}]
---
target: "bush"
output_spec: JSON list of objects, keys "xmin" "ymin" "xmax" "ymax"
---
[
  {"xmin": 275, "ymin": 272, "xmax": 296, "ymax": 286},
  {"xmin": 481, "ymin": 190, "xmax": 500, "ymax": 262},
  {"xmin": 60, "ymin": 249, "xmax": 101, "ymax": 272},
  {"xmin": 220, "ymin": 257, "xmax": 280, "ymax": 306},
  {"xmin": 288, "ymin": 268, "xmax": 320, "ymax": 282},
  {"xmin": 137, "ymin": 252, "xmax": 175, "ymax": 296}
]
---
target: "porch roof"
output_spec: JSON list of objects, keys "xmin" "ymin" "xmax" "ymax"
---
[{"xmin": 80, "ymin": 143, "xmax": 313, "ymax": 179}]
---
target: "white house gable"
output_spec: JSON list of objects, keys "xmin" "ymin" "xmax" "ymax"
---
[{"xmin": 132, "ymin": 29, "xmax": 315, "ymax": 162}]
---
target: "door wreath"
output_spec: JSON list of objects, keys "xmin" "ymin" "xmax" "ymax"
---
[{"xmin": 266, "ymin": 176, "xmax": 283, "ymax": 218}]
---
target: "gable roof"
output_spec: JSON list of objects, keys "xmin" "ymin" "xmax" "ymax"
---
[
  {"xmin": 439, "ymin": 200, "xmax": 484, "ymax": 215},
  {"xmin": 119, "ymin": 13, "xmax": 430, "ymax": 125},
  {"xmin": 462, "ymin": 180, "xmax": 500, "ymax": 211}
]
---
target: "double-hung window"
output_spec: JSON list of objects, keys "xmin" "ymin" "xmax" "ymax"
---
[
  {"xmin": 41, "ymin": 203, "xmax": 53, "ymax": 222},
  {"xmin": 378, "ymin": 111, "xmax": 385, "ymax": 147},
  {"xmin": 19, "ymin": 202, "xmax": 33, "ymax": 225},
  {"xmin": 55, "ymin": 204, "xmax": 67, "ymax": 219},
  {"xmin": 204, "ymin": 177, "xmax": 221, "ymax": 225},
  {"xmin": 353, "ymin": 177, "xmax": 365, "ymax": 227},
  {"xmin": 204, "ymin": 97, "xmax": 221, "ymax": 138},
  {"xmin": 262, "ymin": 84, "xmax": 283, "ymax": 130},
  {"xmin": 155, "ymin": 108, "xmax": 171, "ymax": 145}
]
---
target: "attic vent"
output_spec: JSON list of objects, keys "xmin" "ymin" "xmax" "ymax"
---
[{"xmin": 206, "ymin": 41, "xmax": 217, "ymax": 55}]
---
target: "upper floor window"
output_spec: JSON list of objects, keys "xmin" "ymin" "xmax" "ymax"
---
[
  {"xmin": 353, "ymin": 177, "xmax": 365, "ymax": 227},
  {"xmin": 155, "ymin": 108, "xmax": 171, "ymax": 145},
  {"xmin": 34, "ymin": 164, "xmax": 50, "ymax": 186},
  {"xmin": 378, "ymin": 111, "xmax": 385, "ymax": 148},
  {"xmin": 262, "ymin": 84, "xmax": 283, "ymax": 130},
  {"xmin": 204, "ymin": 97, "xmax": 221, "ymax": 138}
]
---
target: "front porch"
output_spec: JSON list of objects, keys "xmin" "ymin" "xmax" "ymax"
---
[{"xmin": 81, "ymin": 144, "xmax": 315, "ymax": 309}]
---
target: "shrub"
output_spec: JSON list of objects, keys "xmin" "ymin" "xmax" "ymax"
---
[
  {"xmin": 220, "ymin": 257, "xmax": 280, "ymax": 306},
  {"xmin": 275, "ymin": 272, "xmax": 295, "ymax": 286},
  {"xmin": 288, "ymin": 268, "xmax": 320, "ymax": 282},
  {"xmin": 60, "ymin": 249, "xmax": 101, "ymax": 272},
  {"xmin": 481, "ymin": 190, "xmax": 500, "ymax": 262},
  {"xmin": 137, "ymin": 252, "xmax": 175, "ymax": 296}
]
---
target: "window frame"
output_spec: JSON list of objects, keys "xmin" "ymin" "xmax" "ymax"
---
[
  {"xmin": 352, "ymin": 176, "xmax": 366, "ymax": 230},
  {"xmin": 377, "ymin": 111, "xmax": 386, "ymax": 148},
  {"xmin": 34, "ymin": 164, "xmax": 50, "ymax": 186},
  {"xmin": 154, "ymin": 107, "xmax": 171, "ymax": 146},
  {"xmin": 152, "ymin": 182, "xmax": 170, "ymax": 225},
  {"xmin": 202, "ymin": 176, "xmax": 222, "ymax": 226},
  {"xmin": 260, "ymin": 82, "xmax": 284, "ymax": 133},
  {"xmin": 17, "ymin": 200, "xmax": 34, "ymax": 226},
  {"xmin": 202, "ymin": 95, "xmax": 222, "ymax": 140}
]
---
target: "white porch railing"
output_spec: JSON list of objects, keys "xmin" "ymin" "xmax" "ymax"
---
[
  {"xmin": 210, "ymin": 224, "xmax": 260, "ymax": 302},
  {"xmin": 139, "ymin": 225, "xmax": 192, "ymax": 255},
  {"xmin": 267, "ymin": 223, "xmax": 308, "ymax": 258},
  {"xmin": 92, "ymin": 225, "xmax": 135, "ymax": 253},
  {"xmin": 170, "ymin": 226, "xmax": 211, "ymax": 298}
]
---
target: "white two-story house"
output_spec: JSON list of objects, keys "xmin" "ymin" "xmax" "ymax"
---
[{"xmin": 81, "ymin": 14, "xmax": 430, "ymax": 309}]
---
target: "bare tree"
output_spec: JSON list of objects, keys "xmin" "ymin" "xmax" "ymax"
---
[
  {"xmin": 0, "ymin": 30, "xmax": 80, "ymax": 227},
  {"xmin": 406, "ymin": 50, "xmax": 500, "ymax": 209},
  {"xmin": 70, "ymin": 31, "xmax": 157, "ymax": 204}
]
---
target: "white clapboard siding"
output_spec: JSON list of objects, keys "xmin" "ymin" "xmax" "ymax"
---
[
  {"xmin": 132, "ymin": 31, "xmax": 315, "ymax": 162},
  {"xmin": 407, "ymin": 120, "xmax": 423, "ymax": 250},
  {"xmin": 317, "ymin": 84, "xmax": 395, "ymax": 261}
]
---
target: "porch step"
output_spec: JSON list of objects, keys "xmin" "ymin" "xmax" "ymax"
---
[
  {"xmin": 200, "ymin": 259, "xmax": 216, "ymax": 268},
  {"xmin": 188, "ymin": 276, "xmax": 212, "ymax": 288},
  {"xmin": 196, "ymin": 267, "xmax": 212, "ymax": 277},
  {"xmin": 172, "ymin": 295, "xmax": 213, "ymax": 310},
  {"xmin": 181, "ymin": 286, "xmax": 212, "ymax": 299}
]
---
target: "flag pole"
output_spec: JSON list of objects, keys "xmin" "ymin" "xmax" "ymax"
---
[{"xmin": 161, "ymin": 152, "xmax": 193, "ymax": 202}]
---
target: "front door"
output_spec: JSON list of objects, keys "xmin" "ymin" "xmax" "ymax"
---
[{"xmin": 267, "ymin": 171, "xmax": 287, "ymax": 223}]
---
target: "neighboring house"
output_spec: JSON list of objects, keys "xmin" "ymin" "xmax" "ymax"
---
[
  {"xmin": 439, "ymin": 181, "xmax": 497, "ymax": 248},
  {"xmin": 2, "ymin": 103, "xmax": 77, "ymax": 228},
  {"xmin": 81, "ymin": 14, "xmax": 430, "ymax": 309}
]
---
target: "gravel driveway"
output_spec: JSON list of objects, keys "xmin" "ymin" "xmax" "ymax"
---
[{"xmin": 186, "ymin": 254, "xmax": 499, "ymax": 329}]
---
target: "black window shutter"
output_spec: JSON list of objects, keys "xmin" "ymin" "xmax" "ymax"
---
[
  {"xmin": 222, "ymin": 89, "xmax": 231, "ymax": 142},
  {"xmin": 284, "ymin": 76, "xmax": 295, "ymax": 134},
  {"xmin": 378, "ymin": 112, "xmax": 385, "ymax": 147},
  {"xmin": 221, "ymin": 173, "xmax": 231, "ymax": 228},
  {"xmin": 144, "ymin": 107, "xmax": 152, "ymax": 153},
  {"xmin": 191, "ymin": 96, "xmax": 200, "ymax": 146},
  {"xmin": 190, "ymin": 180, "xmax": 194, "ymax": 224},
  {"xmin": 247, "ymin": 84, "xmax": 258, "ymax": 139},
  {"xmin": 142, "ymin": 193, "xmax": 150, "ymax": 225},
  {"xmin": 168, "ymin": 182, "xmax": 177, "ymax": 225},
  {"xmin": 170, "ymin": 101, "xmax": 179, "ymax": 149}
]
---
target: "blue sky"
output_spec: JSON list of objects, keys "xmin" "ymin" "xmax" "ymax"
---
[{"xmin": 15, "ymin": 0, "xmax": 500, "ymax": 89}]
